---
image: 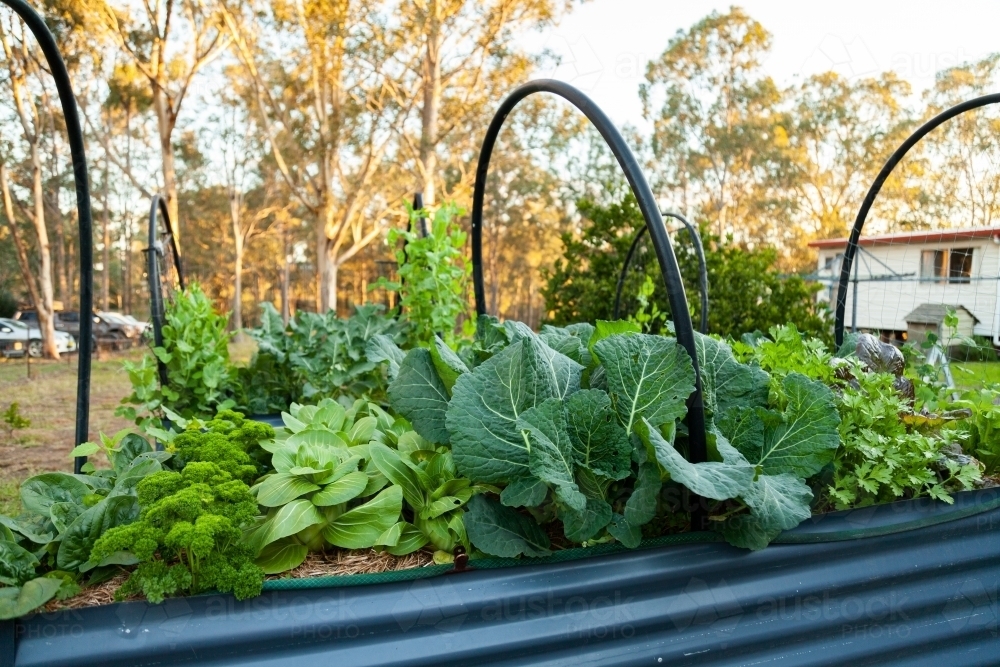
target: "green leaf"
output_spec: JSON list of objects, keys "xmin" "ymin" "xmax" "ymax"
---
[
  {"xmin": 256, "ymin": 474, "xmax": 321, "ymax": 507},
  {"xmin": 57, "ymin": 495, "xmax": 140, "ymax": 572},
  {"xmin": 20, "ymin": 473, "xmax": 90, "ymax": 517},
  {"xmin": 311, "ymin": 471, "xmax": 369, "ymax": 506},
  {"xmin": 624, "ymin": 461, "xmax": 662, "ymax": 527},
  {"xmin": 48, "ymin": 502, "xmax": 83, "ymax": 534},
  {"xmin": 644, "ymin": 418, "xmax": 753, "ymax": 501},
  {"xmin": 110, "ymin": 434, "xmax": 153, "ymax": 474},
  {"xmin": 607, "ymin": 513, "xmax": 641, "ymax": 548},
  {"xmin": 587, "ymin": 320, "xmax": 640, "ymax": 355},
  {"xmin": 716, "ymin": 515, "xmax": 782, "ymax": 551},
  {"xmin": 448, "ymin": 338, "xmax": 580, "ymax": 483},
  {"xmin": 500, "ymin": 477, "xmax": 548, "ymax": 508},
  {"xmin": 281, "ymin": 412, "xmax": 308, "ymax": 433},
  {"xmin": 539, "ymin": 327, "xmax": 592, "ymax": 367},
  {"xmin": 255, "ymin": 539, "xmax": 309, "ymax": 575},
  {"xmin": 366, "ymin": 334, "xmax": 407, "ymax": 380},
  {"xmin": 69, "ymin": 442, "xmax": 101, "ymax": 458},
  {"xmin": 594, "ymin": 334, "xmax": 695, "ymax": 435},
  {"xmin": 565, "ymin": 389, "xmax": 631, "ymax": 480},
  {"xmin": 260, "ymin": 499, "xmax": 324, "ymax": 548},
  {"xmin": 385, "ymin": 522, "xmax": 430, "ymax": 556},
  {"xmin": 695, "ymin": 333, "xmax": 769, "ymax": 423},
  {"xmin": 348, "ymin": 417, "xmax": 378, "ymax": 445},
  {"xmin": 463, "ymin": 495, "xmax": 550, "ymax": 557},
  {"xmin": 283, "ymin": 429, "xmax": 350, "ymax": 452},
  {"xmin": 0, "ymin": 540, "xmax": 38, "ymax": 586},
  {"xmin": 720, "ymin": 372, "xmax": 840, "ymax": 477},
  {"xmin": 422, "ymin": 494, "xmax": 470, "ymax": 520},
  {"xmin": 559, "ymin": 497, "xmax": 612, "ymax": 543},
  {"xmin": 375, "ymin": 521, "xmax": 404, "ymax": 547},
  {"xmin": 323, "ymin": 486, "xmax": 403, "ymax": 549},
  {"xmin": 517, "ymin": 398, "xmax": 586, "ymax": 513},
  {"xmin": 0, "ymin": 516, "xmax": 52, "ymax": 545},
  {"xmin": 741, "ymin": 473, "xmax": 813, "ymax": 533},
  {"xmin": 430, "ymin": 337, "xmax": 469, "ymax": 393},
  {"xmin": 0, "ymin": 577, "xmax": 63, "ymax": 620},
  {"xmin": 368, "ymin": 443, "xmax": 426, "ymax": 510},
  {"xmin": 389, "ymin": 348, "xmax": 451, "ymax": 444}
]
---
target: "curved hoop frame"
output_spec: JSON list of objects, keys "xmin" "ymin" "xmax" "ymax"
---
[
  {"xmin": 146, "ymin": 194, "xmax": 185, "ymax": 386},
  {"xmin": 2, "ymin": 0, "xmax": 95, "ymax": 473},
  {"xmin": 612, "ymin": 212, "xmax": 709, "ymax": 333},
  {"xmin": 470, "ymin": 80, "xmax": 708, "ymax": 490},
  {"xmin": 835, "ymin": 93, "xmax": 1000, "ymax": 346}
]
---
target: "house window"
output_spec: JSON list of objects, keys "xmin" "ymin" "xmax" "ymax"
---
[
  {"xmin": 823, "ymin": 253, "xmax": 844, "ymax": 272},
  {"xmin": 949, "ymin": 248, "xmax": 973, "ymax": 283},
  {"xmin": 921, "ymin": 250, "xmax": 947, "ymax": 282},
  {"xmin": 920, "ymin": 248, "xmax": 974, "ymax": 283}
]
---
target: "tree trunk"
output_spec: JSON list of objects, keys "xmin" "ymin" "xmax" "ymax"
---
[
  {"xmin": 52, "ymin": 206, "xmax": 67, "ymax": 307},
  {"xmin": 29, "ymin": 143, "xmax": 59, "ymax": 359},
  {"xmin": 153, "ymin": 85, "xmax": 181, "ymax": 246},
  {"xmin": 123, "ymin": 217, "xmax": 132, "ymax": 315},
  {"xmin": 231, "ymin": 192, "xmax": 244, "ymax": 332},
  {"xmin": 101, "ymin": 163, "xmax": 110, "ymax": 311},
  {"xmin": 419, "ymin": 0, "xmax": 441, "ymax": 206},
  {"xmin": 281, "ymin": 230, "xmax": 291, "ymax": 325}
]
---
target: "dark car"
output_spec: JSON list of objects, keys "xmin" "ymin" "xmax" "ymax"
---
[{"xmin": 15, "ymin": 310, "xmax": 133, "ymax": 348}]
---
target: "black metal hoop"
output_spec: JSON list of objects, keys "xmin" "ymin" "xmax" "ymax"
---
[
  {"xmin": 612, "ymin": 212, "xmax": 709, "ymax": 333},
  {"xmin": 835, "ymin": 93, "xmax": 1000, "ymax": 346},
  {"xmin": 145, "ymin": 194, "xmax": 184, "ymax": 386},
  {"xmin": 470, "ymin": 81, "xmax": 709, "ymax": 507},
  {"xmin": 1, "ymin": 0, "xmax": 95, "ymax": 473}
]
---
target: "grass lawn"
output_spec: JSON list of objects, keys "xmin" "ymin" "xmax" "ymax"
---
[
  {"xmin": 951, "ymin": 361, "xmax": 1000, "ymax": 389},
  {"xmin": 0, "ymin": 350, "xmax": 142, "ymax": 516},
  {"xmin": 0, "ymin": 339, "xmax": 258, "ymax": 517}
]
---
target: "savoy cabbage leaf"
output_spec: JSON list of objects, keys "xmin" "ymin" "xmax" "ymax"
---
[{"xmin": 594, "ymin": 334, "xmax": 696, "ymax": 435}]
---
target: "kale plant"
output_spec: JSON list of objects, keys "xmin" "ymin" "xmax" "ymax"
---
[{"xmin": 238, "ymin": 302, "xmax": 408, "ymax": 414}]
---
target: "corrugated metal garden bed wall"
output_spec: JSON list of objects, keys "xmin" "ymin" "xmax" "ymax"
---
[{"xmin": 5, "ymin": 487, "xmax": 998, "ymax": 667}]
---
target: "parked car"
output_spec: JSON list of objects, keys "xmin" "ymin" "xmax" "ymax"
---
[
  {"xmin": 16, "ymin": 310, "xmax": 133, "ymax": 348},
  {"xmin": 98, "ymin": 311, "xmax": 143, "ymax": 339},
  {"xmin": 119, "ymin": 314, "xmax": 150, "ymax": 334},
  {"xmin": 0, "ymin": 317, "xmax": 77, "ymax": 358}
]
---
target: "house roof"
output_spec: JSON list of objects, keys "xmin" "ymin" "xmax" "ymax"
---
[
  {"xmin": 809, "ymin": 227, "xmax": 1000, "ymax": 249},
  {"xmin": 903, "ymin": 303, "xmax": 979, "ymax": 325}
]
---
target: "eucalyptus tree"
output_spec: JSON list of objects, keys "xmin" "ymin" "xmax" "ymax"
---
[
  {"xmin": 640, "ymin": 7, "xmax": 799, "ymax": 253},
  {"xmin": 220, "ymin": 0, "xmax": 414, "ymax": 313}
]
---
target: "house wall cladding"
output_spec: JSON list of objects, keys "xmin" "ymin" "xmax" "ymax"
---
[{"xmin": 5, "ymin": 489, "xmax": 998, "ymax": 667}]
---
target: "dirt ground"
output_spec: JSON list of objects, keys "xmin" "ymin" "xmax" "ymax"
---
[{"xmin": 0, "ymin": 349, "xmax": 142, "ymax": 515}]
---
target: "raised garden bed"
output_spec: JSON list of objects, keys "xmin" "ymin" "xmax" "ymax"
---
[{"xmin": 0, "ymin": 7, "xmax": 998, "ymax": 665}]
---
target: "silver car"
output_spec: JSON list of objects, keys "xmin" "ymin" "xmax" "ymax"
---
[{"xmin": 0, "ymin": 317, "xmax": 77, "ymax": 358}]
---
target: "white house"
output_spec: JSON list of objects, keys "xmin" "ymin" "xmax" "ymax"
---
[{"xmin": 809, "ymin": 227, "xmax": 1000, "ymax": 345}]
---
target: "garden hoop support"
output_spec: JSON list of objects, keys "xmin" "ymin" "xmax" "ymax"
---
[
  {"xmin": 470, "ymin": 80, "xmax": 709, "ymax": 524},
  {"xmin": 145, "ymin": 194, "xmax": 185, "ymax": 387},
  {"xmin": 835, "ymin": 92, "xmax": 1000, "ymax": 347},
  {"xmin": 612, "ymin": 211, "xmax": 709, "ymax": 333},
  {"xmin": 1, "ymin": 0, "xmax": 95, "ymax": 474}
]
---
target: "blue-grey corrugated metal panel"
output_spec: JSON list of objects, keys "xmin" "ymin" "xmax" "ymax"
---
[{"xmin": 7, "ymin": 489, "xmax": 999, "ymax": 667}]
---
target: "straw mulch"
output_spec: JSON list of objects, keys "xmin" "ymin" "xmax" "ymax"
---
[
  {"xmin": 38, "ymin": 549, "xmax": 434, "ymax": 614},
  {"xmin": 266, "ymin": 548, "xmax": 435, "ymax": 580}
]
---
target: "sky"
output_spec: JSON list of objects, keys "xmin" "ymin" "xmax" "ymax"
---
[{"xmin": 519, "ymin": 0, "xmax": 1000, "ymax": 130}]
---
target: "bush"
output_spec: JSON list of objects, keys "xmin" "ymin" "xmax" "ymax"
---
[{"xmin": 541, "ymin": 193, "xmax": 830, "ymax": 343}]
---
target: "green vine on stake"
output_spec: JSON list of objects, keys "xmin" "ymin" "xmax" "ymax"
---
[{"xmin": 373, "ymin": 202, "xmax": 474, "ymax": 348}]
